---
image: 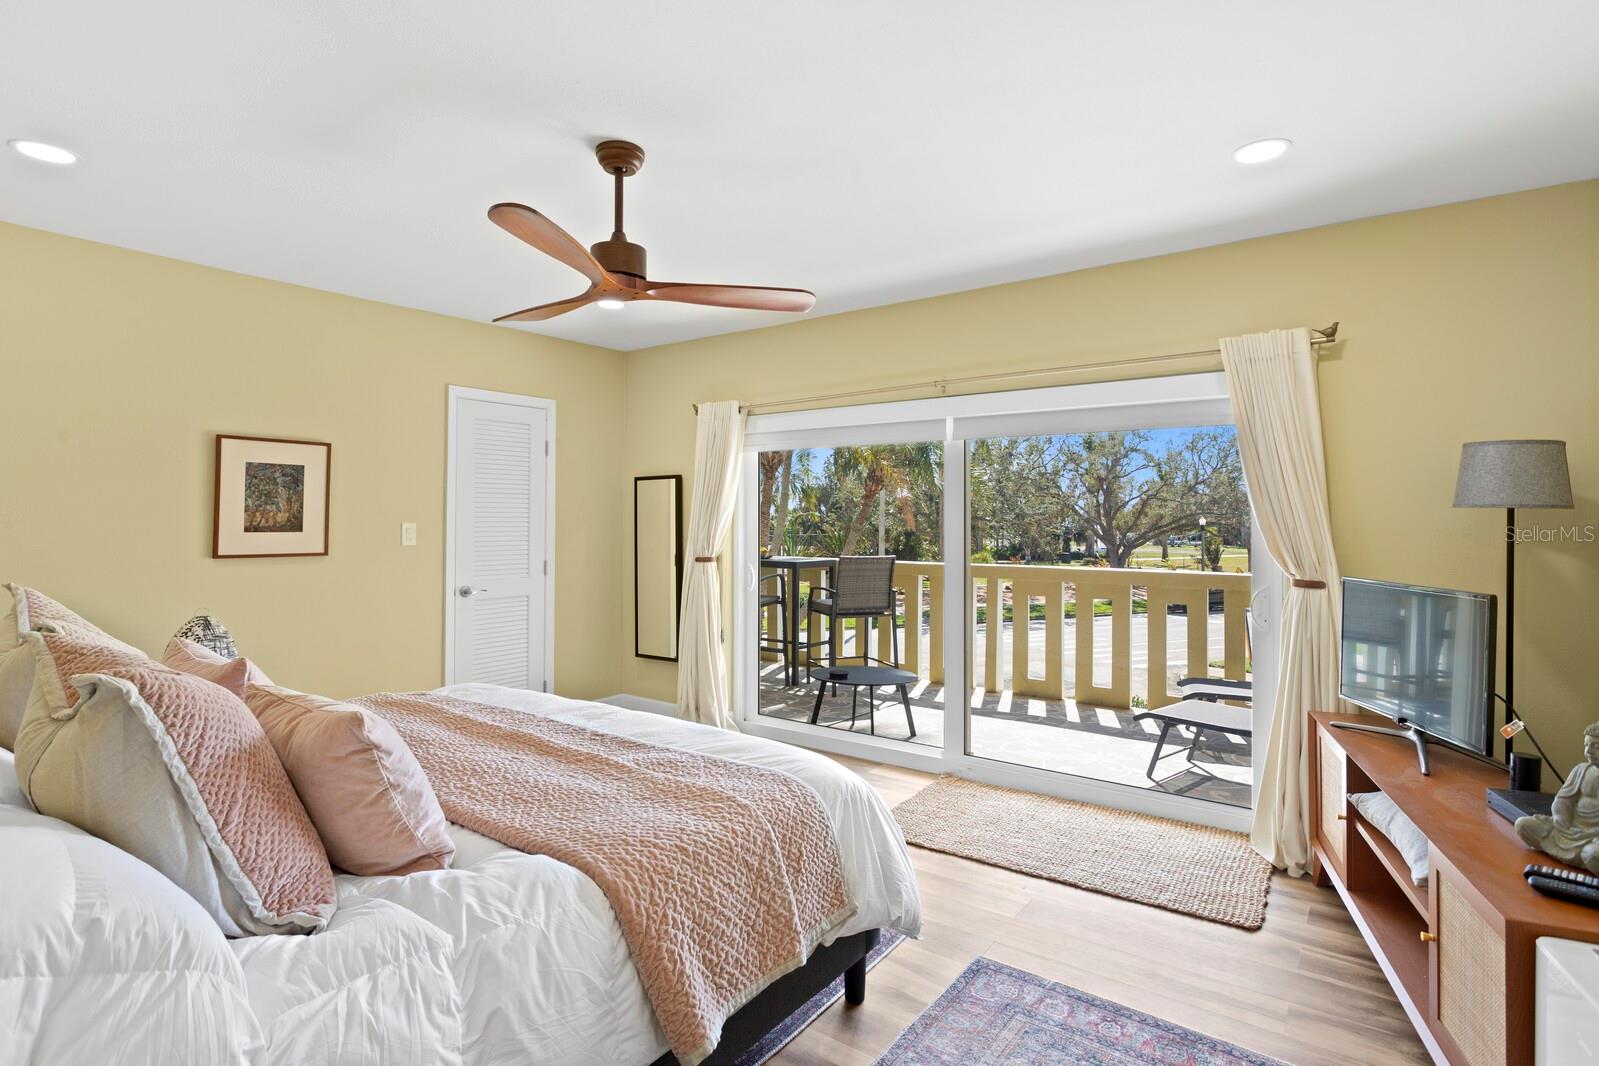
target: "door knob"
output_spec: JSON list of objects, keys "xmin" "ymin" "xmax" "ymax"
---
[{"xmin": 458, "ymin": 585, "xmax": 486, "ymax": 598}]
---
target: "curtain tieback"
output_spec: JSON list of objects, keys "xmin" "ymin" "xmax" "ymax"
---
[
  {"xmin": 694, "ymin": 555, "xmax": 719, "ymax": 563},
  {"xmin": 1290, "ymin": 578, "xmax": 1327, "ymax": 589}
]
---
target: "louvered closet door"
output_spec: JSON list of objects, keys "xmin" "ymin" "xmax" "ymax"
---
[{"xmin": 451, "ymin": 396, "xmax": 548, "ymax": 690}]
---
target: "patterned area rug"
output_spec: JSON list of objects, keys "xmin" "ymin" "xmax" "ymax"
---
[
  {"xmin": 893, "ymin": 776, "xmax": 1271, "ymax": 929},
  {"xmin": 736, "ymin": 931, "xmax": 904, "ymax": 1065},
  {"xmin": 877, "ymin": 958, "xmax": 1285, "ymax": 1065}
]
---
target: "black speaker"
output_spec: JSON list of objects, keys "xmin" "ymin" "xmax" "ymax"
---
[{"xmin": 1508, "ymin": 752, "xmax": 1543, "ymax": 793}]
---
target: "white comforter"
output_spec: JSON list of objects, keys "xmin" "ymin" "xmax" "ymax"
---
[
  {"xmin": 338, "ymin": 684, "xmax": 923, "ymax": 1066},
  {"xmin": 1, "ymin": 687, "xmax": 922, "ymax": 1066}
]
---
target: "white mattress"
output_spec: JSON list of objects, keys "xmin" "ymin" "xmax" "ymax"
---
[
  {"xmin": 337, "ymin": 683, "xmax": 923, "ymax": 1066},
  {"xmin": 0, "ymin": 687, "xmax": 923, "ymax": 1066}
]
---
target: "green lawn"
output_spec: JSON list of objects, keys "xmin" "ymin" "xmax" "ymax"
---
[{"xmin": 1124, "ymin": 544, "xmax": 1249, "ymax": 570}]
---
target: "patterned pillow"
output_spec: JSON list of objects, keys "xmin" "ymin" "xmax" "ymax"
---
[
  {"xmin": 162, "ymin": 638, "xmax": 274, "ymax": 698},
  {"xmin": 175, "ymin": 613, "xmax": 238, "ymax": 660},
  {"xmin": 15, "ymin": 629, "xmax": 335, "ymax": 936}
]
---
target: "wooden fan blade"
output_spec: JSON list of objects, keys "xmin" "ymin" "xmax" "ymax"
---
[
  {"xmin": 488, "ymin": 203, "xmax": 611, "ymax": 286},
  {"xmin": 644, "ymin": 282, "xmax": 815, "ymax": 313},
  {"xmin": 493, "ymin": 289, "xmax": 597, "ymax": 323}
]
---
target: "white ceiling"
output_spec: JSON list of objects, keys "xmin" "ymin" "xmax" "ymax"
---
[{"xmin": 4, "ymin": 2, "xmax": 1598, "ymax": 351}]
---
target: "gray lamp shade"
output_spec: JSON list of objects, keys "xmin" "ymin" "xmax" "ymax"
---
[{"xmin": 1453, "ymin": 440, "xmax": 1574, "ymax": 509}]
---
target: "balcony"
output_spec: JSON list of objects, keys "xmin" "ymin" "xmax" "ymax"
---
[{"xmin": 757, "ymin": 561, "xmax": 1253, "ymax": 807}]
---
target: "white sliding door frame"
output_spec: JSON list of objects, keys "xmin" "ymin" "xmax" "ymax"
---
[
  {"xmin": 444, "ymin": 385, "xmax": 557, "ymax": 691},
  {"xmin": 734, "ymin": 372, "xmax": 1278, "ymax": 832}
]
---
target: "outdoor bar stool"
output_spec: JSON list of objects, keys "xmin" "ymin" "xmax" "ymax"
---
[
  {"xmin": 807, "ymin": 555, "xmax": 900, "ymax": 671},
  {"xmin": 756, "ymin": 571, "xmax": 789, "ymax": 679}
]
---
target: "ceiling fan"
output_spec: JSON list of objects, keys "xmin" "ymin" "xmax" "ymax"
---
[{"xmin": 488, "ymin": 140, "xmax": 816, "ymax": 323}]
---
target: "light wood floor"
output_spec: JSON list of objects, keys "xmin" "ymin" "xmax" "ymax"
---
[{"xmin": 772, "ymin": 756, "xmax": 1432, "ymax": 1066}]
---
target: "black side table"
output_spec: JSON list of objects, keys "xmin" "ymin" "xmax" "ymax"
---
[{"xmin": 808, "ymin": 665, "xmax": 917, "ymax": 739}]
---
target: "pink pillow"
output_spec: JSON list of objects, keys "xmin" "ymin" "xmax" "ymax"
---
[
  {"xmin": 162, "ymin": 638, "xmax": 274, "ymax": 697},
  {"xmin": 243, "ymin": 685, "xmax": 454, "ymax": 876},
  {"xmin": 12, "ymin": 584, "xmax": 145, "ymax": 658},
  {"xmin": 17, "ymin": 630, "xmax": 335, "ymax": 935}
]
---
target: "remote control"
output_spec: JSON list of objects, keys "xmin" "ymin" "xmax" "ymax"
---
[
  {"xmin": 1526, "ymin": 875, "xmax": 1599, "ymax": 909},
  {"xmin": 1524, "ymin": 864, "xmax": 1599, "ymax": 890}
]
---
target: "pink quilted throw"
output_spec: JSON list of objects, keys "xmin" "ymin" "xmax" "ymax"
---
[
  {"xmin": 357, "ymin": 691, "xmax": 855, "ymax": 1066},
  {"xmin": 38, "ymin": 631, "xmax": 335, "ymax": 931}
]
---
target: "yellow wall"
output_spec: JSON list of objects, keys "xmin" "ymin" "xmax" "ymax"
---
[
  {"xmin": 6, "ymin": 181, "xmax": 1596, "ymax": 768},
  {"xmin": 0, "ymin": 221, "xmax": 625, "ymax": 700},
  {"xmin": 618, "ymin": 181, "xmax": 1599, "ymax": 771}
]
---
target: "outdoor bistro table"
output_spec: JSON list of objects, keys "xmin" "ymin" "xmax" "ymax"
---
[{"xmin": 760, "ymin": 555, "xmax": 836, "ymax": 687}]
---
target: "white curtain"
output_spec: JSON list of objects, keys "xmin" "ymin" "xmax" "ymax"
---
[
  {"xmin": 676, "ymin": 400, "xmax": 746, "ymax": 730},
  {"xmin": 1221, "ymin": 328, "xmax": 1342, "ymax": 877}
]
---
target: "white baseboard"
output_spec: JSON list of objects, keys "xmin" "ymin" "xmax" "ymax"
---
[{"xmin": 597, "ymin": 693, "xmax": 679, "ymax": 717}]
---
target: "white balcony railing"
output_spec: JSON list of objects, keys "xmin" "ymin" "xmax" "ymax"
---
[{"xmin": 762, "ymin": 560, "xmax": 1249, "ymax": 711}]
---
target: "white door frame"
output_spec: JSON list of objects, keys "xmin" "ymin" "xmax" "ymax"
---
[
  {"xmin": 733, "ymin": 372, "xmax": 1278, "ymax": 833},
  {"xmin": 444, "ymin": 385, "xmax": 557, "ymax": 690}
]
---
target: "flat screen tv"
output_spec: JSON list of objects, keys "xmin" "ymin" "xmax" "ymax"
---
[{"xmin": 1339, "ymin": 577, "xmax": 1497, "ymax": 760}]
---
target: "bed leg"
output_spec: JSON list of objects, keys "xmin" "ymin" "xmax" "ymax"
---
[{"xmin": 844, "ymin": 953, "xmax": 867, "ymax": 1005}]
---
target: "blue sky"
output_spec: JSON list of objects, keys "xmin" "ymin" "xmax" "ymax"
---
[{"xmin": 780, "ymin": 425, "xmax": 1235, "ymax": 480}]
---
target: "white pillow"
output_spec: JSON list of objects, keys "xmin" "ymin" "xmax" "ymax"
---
[
  {"xmin": 1350, "ymin": 790, "xmax": 1431, "ymax": 884},
  {"xmin": 0, "ymin": 802, "xmax": 265, "ymax": 1064},
  {"xmin": 0, "ymin": 746, "xmax": 29, "ymax": 809}
]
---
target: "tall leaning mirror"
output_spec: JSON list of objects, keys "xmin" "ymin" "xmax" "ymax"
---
[{"xmin": 634, "ymin": 474, "xmax": 683, "ymax": 661}]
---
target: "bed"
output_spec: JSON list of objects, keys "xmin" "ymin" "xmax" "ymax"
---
[{"xmin": 1, "ymin": 682, "xmax": 922, "ymax": 1066}]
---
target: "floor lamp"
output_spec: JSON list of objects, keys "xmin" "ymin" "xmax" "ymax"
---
[{"xmin": 1453, "ymin": 439, "xmax": 1573, "ymax": 765}]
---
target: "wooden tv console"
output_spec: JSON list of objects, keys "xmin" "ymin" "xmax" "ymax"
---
[{"xmin": 1309, "ymin": 711, "xmax": 1599, "ymax": 1066}]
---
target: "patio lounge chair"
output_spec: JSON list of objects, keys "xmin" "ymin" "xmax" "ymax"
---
[{"xmin": 1132, "ymin": 697, "xmax": 1252, "ymax": 783}]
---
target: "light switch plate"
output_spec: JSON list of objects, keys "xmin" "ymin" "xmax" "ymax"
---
[{"xmin": 401, "ymin": 522, "xmax": 417, "ymax": 546}]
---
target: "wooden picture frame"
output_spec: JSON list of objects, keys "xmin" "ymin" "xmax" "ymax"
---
[
  {"xmin": 634, "ymin": 474, "xmax": 683, "ymax": 661},
  {"xmin": 212, "ymin": 434, "xmax": 332, "ymax": 558}
]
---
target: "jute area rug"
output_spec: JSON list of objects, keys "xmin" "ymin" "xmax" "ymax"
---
[{"xmin": 893, "ymin": 775, "xmax": 1272, "ymax": 929}]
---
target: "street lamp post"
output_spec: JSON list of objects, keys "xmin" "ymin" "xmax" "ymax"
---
[{"xmin": 1197, "ymin": 515, "xmax": 1208, "ymax": 571}]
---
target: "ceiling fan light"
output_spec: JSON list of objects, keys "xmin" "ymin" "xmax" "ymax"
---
[
  {"xmin": 1233, "ymin": 138, "xmax": 1291, "ymax": 165},
  {"xmin": 596, "ymin": 298, "xmax": 625, "ymax": 309},
  {"xmin": 8, "ymin": 139, "xmax": 78, "ymax": 165}
]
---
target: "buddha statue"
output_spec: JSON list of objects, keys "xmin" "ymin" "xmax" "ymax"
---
[{"xmin": 1517, "ymin": 723, "xmax": 1599, "ymax": 874}]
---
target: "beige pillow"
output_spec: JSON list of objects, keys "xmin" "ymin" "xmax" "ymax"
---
[
  {"xmin": 0, "ymin": 633, "xmax": 45, "ymax": 750},
  {"xmin": 15, "ymin": 630, "xmax": 336, "ymax": 936},
  {"xmin": 244, "ymin": 685, "xmax": 454, "ymax": 876},
  {"xmin": 162, "ymin": 638, "xmax": 274, "ymax": 697},
  {"xmin": 1, "ymin": 585, "xmax": 19, "ymax": 653}
]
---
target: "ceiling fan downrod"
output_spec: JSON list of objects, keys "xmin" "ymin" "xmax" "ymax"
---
[{"xmin": 591, "ymin": 140, "xmax": 647, "ymax": 282}]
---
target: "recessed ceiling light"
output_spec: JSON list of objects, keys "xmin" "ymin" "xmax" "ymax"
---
[
  {"xmin": 1233, "ymin": 138, "xmax": 1291, "ymax": 165},
  {"xmin": 8, "ymin": 139, "xmax": 78, "ymax": 165},
  {"xmin": 595, "ymin": 298, "xmax": 625, "ymax": 309}
]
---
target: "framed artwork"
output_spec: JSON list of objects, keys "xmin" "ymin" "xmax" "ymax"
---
[{"xmin": 213, "ymin": 434, "xmax": 331, "ymax": 558}]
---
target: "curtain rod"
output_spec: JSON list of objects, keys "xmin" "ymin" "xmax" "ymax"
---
[{"xmin": 693, "ymin": 322, "xmax": 1340, "ymax": 416}]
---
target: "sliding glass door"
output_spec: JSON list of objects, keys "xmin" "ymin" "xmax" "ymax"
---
[
  {"xmin": 965, "ymin": 427, "xmax": 1254, "ymax": 807},
  {"xmin": 752, "ymin": 441, "xmax": 945, "ymax": 750},
  {"xmin": 733, "ymin": 373, "xmax": 1277, "ymax": 829}
]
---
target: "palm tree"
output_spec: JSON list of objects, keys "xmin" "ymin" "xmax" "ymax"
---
[
  {"xmin": 834, "ymin": 443, "xmax": 940, "ymax": 557},
  {"xmin": 756, "ymin": 450, "xmax": 789, "ymax": 553},
  {"xmin": 771, "ymin": 451, "xmax": 796, "ymax": 554}
]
